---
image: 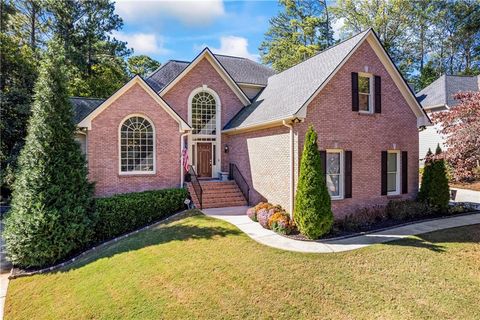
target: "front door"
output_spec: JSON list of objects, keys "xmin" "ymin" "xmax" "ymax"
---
[{"xmin": 197, "ymin": 143, "xmax": 212, "ymax": 177}]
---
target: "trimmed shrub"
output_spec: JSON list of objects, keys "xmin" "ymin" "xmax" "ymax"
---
[
  {"xmin": 4, "ymin": 40, "xmax": 96, "ymax": 268},
  {"xmin": 246, "ymin": 207, "xmax": 257, "ymax": 221},
  {"xmin": 335, "ymin": 206, "xmax": 387, "ymax": 232},
  {"xmin": 268, "ymin": 211, "xmax": 294, "ymax": 235},
  {"xmin": 386, "ymin": 200, "xmax": 433, "ymax": 220},
  {"xmin": 419, "ymin": 145, "xmax": 450, "ymax": 211},
  {"xmin": 294, "ymin": 126, "xmax": 333, "ymax": 239},
  {"xmin": 94, "ymin": 188, "xmax": 188, "ymax": 242}
]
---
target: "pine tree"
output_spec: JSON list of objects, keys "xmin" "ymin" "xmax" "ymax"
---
[
  {"xmin": 294, "ymin": 126, "xmax": 333, "ymax": 239},
  {"xmin": 4, "ymin": 39, "xmax": 96, "ymax": 268}
]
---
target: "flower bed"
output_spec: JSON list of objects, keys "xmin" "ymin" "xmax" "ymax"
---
[{"xmin": 246, "ymin": 202, "xmax": 295, "ymax": 235}]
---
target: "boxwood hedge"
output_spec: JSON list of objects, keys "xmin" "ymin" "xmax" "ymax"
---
[{"xmin": 94, "ymin": 188, "xmax": 188, "ymax": 242}]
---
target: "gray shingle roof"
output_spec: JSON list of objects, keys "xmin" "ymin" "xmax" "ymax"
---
[
  {"xmin": 416, "ymin": 75, "xmax": 480, "ymax": 108},
  {"xmin": 214, "ymin": 54, "xmax": 275, "ymax": 85},
  {"xmin": 224, "ymin": 30, "xmax": 370, "ymax": 130},
  {"xmin": 145, "ymin": 60, "xmax": 189, "ymax": 92},
  {"xmin": 146, "ymin": 54, "xmax": 275, "ymax": 92},
  {"xmin": 71, "ymin": 97, "xmax": 104, "ymax": 124}
]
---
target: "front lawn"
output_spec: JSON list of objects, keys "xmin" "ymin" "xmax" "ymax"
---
[{"xmin": 5, "ymin": 211, "xmax": 480, "ymax": 320}]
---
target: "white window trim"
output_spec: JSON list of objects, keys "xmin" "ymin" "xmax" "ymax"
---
[
  {"xmin": 326, "ymin": 149, "xmax": 344, "ymax": 200},
  {"xmin": 187, "ymin": 85, "xmax": 222, "ymax": 178},
  {"xmin": 387, "ymin": 150, "xmax": 401, "ymax": 195},
  {"xmin": 358, "ymin": 72, "xmax": 374, "ymax": 114},
  {"xmin": 118, "ymin": 114, "xmax": 156, "ymax": 176}
]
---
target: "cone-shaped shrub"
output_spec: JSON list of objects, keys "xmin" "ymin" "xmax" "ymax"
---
[
  {"xmin": 418, "ymin": 145, "xmax": 450, "ymax": 211},
  {"xmin": 418, "ymin": 148, "xmax": 433, "ymax": 201},
  {"xmin": 294, "ymin": 126, "xmax": 333, "ymax": 239},
  {"xmin": 429, "ymin": 145, "xmax": 450, "ymax": 211},
  {"xmin": 4, "ymin": 40, "xmax": 96, "ymax": 268}
]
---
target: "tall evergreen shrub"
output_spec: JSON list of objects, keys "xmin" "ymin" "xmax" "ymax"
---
[
  {"xmin": 429, "ymin": 145, "xmax": 450, "ymax": 211},
  {"xmin": 4, "ymin": 40, "xmax": 96, "ymax": 268},
  {"xmin": 294, "ymin": 126, "xmax": 333, "ymax": 239},
  {"xmin": 418, "ymin": 145, "xmax": 450, "ymax": 211},
  {"xmin": 418, "ymin": 148, "xmax": 433, "ymax": 201}
]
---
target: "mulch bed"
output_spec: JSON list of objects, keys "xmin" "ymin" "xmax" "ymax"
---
[{"xmin": 283, "ymin": 208, "xmax": 480, "ymax": 242}]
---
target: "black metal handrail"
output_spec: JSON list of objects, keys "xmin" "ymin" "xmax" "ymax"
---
[
  {"xmin": 188, "ymin": 165, "xmax": 203, "ymax": 209},
  {"xmin": 229, "ymin": 163, "xmax": 250, "ymax": 205}
]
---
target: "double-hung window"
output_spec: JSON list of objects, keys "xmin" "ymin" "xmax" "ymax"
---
[
  {"xmin": 387, "ymin": 150, "xmax": 400, "ymax": 195},
  {"xmin": 326, "ymin": 150, "xmax": 344, "ymax": 199},
  {"xmin": 358, "ymin": 73, "xmax": 373, "ymax": 113}
]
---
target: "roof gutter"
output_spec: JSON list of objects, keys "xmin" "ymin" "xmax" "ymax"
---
[{"xmin": 222, "ymin": 115, "xmax": 303, "ymax": 134}]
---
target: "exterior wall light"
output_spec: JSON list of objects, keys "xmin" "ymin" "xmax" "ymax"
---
[{"xmin": 224, "ymin": 145, "xmax": 229, "ymax": 153}]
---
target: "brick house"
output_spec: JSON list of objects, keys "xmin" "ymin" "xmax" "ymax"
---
[{"xmin": 72, "ymin": 29, "xmax": 430, "ymax": 218}]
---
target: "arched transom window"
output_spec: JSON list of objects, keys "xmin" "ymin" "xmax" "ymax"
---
[
  {"xmin": 120, "ymin": 116, "xmax": 154, "ymax": 173},
  {"xmin": 191, "ymin": 91, "xmax": 216, "ymax": 135}
]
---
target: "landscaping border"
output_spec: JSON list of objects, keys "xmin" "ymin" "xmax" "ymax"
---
[
  {"xmin": 8, "ymin": 209, "xmax": 189, "ymax": 279},
  {"xmin": 289, "ymin": 209, "xmax": 480, "ymax": 243}
]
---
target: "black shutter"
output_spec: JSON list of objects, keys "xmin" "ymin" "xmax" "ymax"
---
[
  {"xmin": 374, "ymin": 75, "xmax": 381, "ymax": 113},
  {"xmin": 402, "ymin": 151, "xmax": 408, "ymax": 194},
  {"xmin": 381, "ymin": 151, "xmax": 388, "ymax": 195},
  {"xmin": 344, "ymin": 151, "xmax": 352, "ymax": 198},
  {"xmin": 319, "ymin": 150, "xmax": 327, "ymax": 180},
  {"xmin": 352, "ymin": 72, "xmax": 359, "ymax": 111}
]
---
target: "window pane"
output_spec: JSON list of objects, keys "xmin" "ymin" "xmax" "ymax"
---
[
  {"xmin": 358, "ymin": 76, "xmax": 370, "ymax": 94},
  {"xmin": 120, "ymin": 116, "xmax": 154, "ymax": 172},
  {"xmin": 359, "ymin": 93, "xmax": 370, "ymax": 111},
  {"xmin": 387, "ymin": 173, "xmax": 397, "ymax": 192},
  {"xmin": 192, "ymin": 91, "xmax": 216, "ymax": 135},
  {"xmin": 326, "ymin": 153, "xmax": 340, "ymax": 174},
  {"xmin": 327, "ymin": 174, "xmax": 340, "ymax": 196},
  {"xmin": 387, "ymin": 153, "xmax": 397, "ymax": 172}
]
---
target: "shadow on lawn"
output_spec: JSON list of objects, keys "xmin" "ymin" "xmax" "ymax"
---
[
  {"xmin": 381, "ymin": 223, "xmax": 480, "ymax": 252},
  {"xmin": 60, "ymin": 213, "xmax": 242, "ymax": 271}
]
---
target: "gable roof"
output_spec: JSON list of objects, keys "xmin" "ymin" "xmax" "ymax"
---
[
  {"xmin": 77, "ymin": 76, "xmax": 190, "ymax": 131},
  {"xmin": 416, "ymin": 75, "xmax": 480, "ymax": 109},
  {"xmin": 224, "ymin": 29, "xmax": 430, "ymax": 132},
  {"xmin": 71, "ymin": 97, "xmax": 105, "ymax": 124},
  {"xmin": 146, "ymin": 54, "xmax": 275, "ymax": 93},
  {"xmin": 157, "ymin": 48, "xmax": 251, "ymax": 105}
]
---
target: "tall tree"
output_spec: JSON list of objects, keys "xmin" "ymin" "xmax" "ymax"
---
[
  {"xmin": 127, "ymin": 55, "xmax": 161, "ymax": 77},
  {"xmin": 47, "ymin": 0, "xmax": 131, "ymax": 98},
  {"xmin": 0, "ymin": 0, "xmax": 38, "ymax": 197},
  {"xmin": 4, "ymin": 39, "xmax": 96, "ymax": 268},
  {"xmin": 332, "ymin": 0, "xmax": 413, "ymax": 74},
  {"xmin": 260, "ymin": 0, "xmax": 333, "ymax": 71}
]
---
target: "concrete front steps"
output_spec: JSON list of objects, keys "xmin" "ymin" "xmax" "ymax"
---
[{"xmin": 186, "ymin": 180, "xmax": 248, "ymax": 209}]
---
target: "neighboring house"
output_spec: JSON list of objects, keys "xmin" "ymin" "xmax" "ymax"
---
[
  {"xmin": 72, "ymin": 29, "xmax": 430, "ymax": 218},
  {"xmin": 417, "ymin": 75, "xmax": 480, "ymax": 163}
]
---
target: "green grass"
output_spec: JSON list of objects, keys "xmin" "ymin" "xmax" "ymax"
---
[{"xmin": 5, "ymin": 210, "xmax": 480, "ymax": 320}]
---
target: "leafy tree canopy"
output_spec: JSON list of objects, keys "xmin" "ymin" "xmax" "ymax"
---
[
  {"xmin": 260, "ymin": 0, "xmax": 333, "ymax": 71},
  {"xmin": 127, "ymin": 55, "xmax": 161, "ymax": 77}
]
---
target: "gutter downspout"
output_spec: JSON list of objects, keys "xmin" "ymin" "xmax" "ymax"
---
[
  {"xmin": 282, "ymin": 120, "xmax": 294, "ymax": 219},
  {"xmin": 180, "ymin": 131, "xmax": 190, "ymax": 186}
]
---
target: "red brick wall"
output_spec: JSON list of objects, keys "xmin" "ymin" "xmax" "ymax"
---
[
  {"xmin": 295, "ymin": 40, "xmax": 419, "ymax": 217},
  {"xmin": 227, "ymin": 40, "xmax": 419, "ymax": 218},
  {"xmin": 88, "ymin": 83, "xmax": 182, "ymax": 197},
  {"xmin": 162, "ymin": 57, "xmax": 245, "ymax": 171}
]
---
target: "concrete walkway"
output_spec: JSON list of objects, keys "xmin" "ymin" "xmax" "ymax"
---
[{"xmin": 203, "ymin": 206, "xmax": 480, "ymax": 253}]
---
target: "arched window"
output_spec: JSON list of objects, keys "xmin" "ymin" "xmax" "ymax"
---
[
  {"xmin": 120, "ymin": 116, "xmax": 154, "ymax": 173},
  {"xmin": 191, "ymin": 91, "xmax": 216, "ymax": 135}
]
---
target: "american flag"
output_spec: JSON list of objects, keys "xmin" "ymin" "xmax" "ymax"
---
[{"xmin": 182, "ymin": 148, "xmax": 189, "ymax": 172}]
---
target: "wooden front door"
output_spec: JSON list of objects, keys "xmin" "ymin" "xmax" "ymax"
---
[{"xmin": 196, "ymin": 143, "xmax": 212, "ymax": 177}]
